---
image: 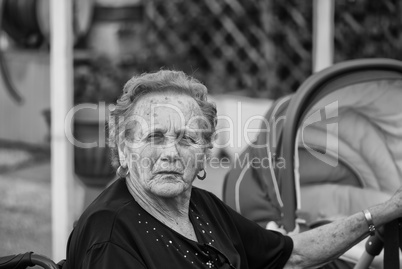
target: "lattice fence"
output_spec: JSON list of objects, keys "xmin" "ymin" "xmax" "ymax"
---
[
  {"xmin": 334, "ymin": 0, "xmax": 402, "ymax": 62},
  {"xmin": 139, "ymin": 0, "xmax": 401, "ymax": 98}
]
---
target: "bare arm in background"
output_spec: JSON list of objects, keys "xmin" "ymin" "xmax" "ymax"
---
[{"xmin": 284, "ymin": 187, "xmax": 402, "ymax": 268}]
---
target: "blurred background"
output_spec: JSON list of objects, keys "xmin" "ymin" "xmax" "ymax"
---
[{"xmin": 0, "ymin": 0, "xmax": 401, "ymax": 261}]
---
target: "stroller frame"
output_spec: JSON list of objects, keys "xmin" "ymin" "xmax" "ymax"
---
[{"xmin": 223, "ymin": 58, "xmax": 402, "ymax": 268}]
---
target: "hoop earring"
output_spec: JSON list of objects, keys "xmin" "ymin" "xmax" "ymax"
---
[
  {"xmin": 197, "ymin": 169, "xmax": 206, "ymax": 180},
  {"xmin": 117, "ymin": 166, "xmax": 129, "ymax": 178}
]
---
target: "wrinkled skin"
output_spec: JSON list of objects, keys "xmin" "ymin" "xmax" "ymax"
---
[{"xmin": 119, "ymin": 92, "xmax": 207, "ymax": 202}]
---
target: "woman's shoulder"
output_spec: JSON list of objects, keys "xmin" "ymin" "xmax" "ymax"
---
[
  {"xmin": 83, "ymin": 179, "xmax": 133, "ymax": 216},
  {"xmin": 191, "ymin": 186, "xmax": 222, "ymax": 203},
  {"xmin": 67, "ymin": 179, "xmax": 141, "ymax": 255},
  {"xmin": 190, "ymin": 186, "xmax": 232, "ymax": 216},
  {"xmin": 72, "ymin": 179, "xmax": 136, "ymax": 238}
]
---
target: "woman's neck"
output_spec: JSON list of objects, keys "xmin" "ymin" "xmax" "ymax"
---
[
  {"xmin": 125, "ymin": 178, "xmax": 191, "ymax": 223},
  {"xmin": 126, "ymin": 179, "xmax": 197, "ymax": 241}
]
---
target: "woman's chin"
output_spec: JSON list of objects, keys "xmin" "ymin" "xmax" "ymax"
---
[{"xmin": 150, "ymin": 186, "xmax": 187, "ymax": 198}]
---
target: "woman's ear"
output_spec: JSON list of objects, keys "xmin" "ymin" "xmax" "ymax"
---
[{"xmin": 118, "ymin": 140, "xmax": 128, "ymax": 168}]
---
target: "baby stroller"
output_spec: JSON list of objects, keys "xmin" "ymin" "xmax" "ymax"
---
[{"xmin": 223, "ymin": 58, "xmax": 402, "ymax": 268}]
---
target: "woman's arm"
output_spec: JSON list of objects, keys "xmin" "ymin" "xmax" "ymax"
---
[{"xmin": 284, "ymin": 187, "xmax": 402, "ymax": 268}]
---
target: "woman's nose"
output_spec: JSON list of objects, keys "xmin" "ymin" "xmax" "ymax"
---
[{"xmin": 159, "ymin": 141, "xmax": 180, "ymax": 162}]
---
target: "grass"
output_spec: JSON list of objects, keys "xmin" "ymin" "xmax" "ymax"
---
[
  {"xmin": 0, "ymin": 142, "xmax": 51, "ymax": 259},
  {"xmin": 0, "ymin": 141, "xmax": 49, "ymax": 174}
]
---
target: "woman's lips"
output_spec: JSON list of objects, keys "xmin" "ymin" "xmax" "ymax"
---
[{"xmin": 155, "ymin": 171, "xmax": 183, "ymax": 175}]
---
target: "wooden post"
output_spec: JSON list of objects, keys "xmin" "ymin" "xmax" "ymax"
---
[
  {"xmin": 50, "ymin": 0, "xmax": 75, "ymax": 261},
  {"xmin": 313, "ymin": 0, "xmax": 335, "ymax": 72}
]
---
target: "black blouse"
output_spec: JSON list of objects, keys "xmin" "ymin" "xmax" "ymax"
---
[{"xmin": 64, "ymin": 178, "xmax": 293, "ymax": 269}]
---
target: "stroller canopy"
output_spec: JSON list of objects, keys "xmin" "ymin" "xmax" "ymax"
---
[{"xmin": 223, "ymin": 58, "xmax": 402, "ymax": 232}]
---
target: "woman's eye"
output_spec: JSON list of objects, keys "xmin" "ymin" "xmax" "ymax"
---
[
  {"xmin": 147, "ymin": 133, "xmax": 164, "ymax": 144},
  {"xmin": 180, "ymin": 135, "xmax": 197, "ymax": 145}
]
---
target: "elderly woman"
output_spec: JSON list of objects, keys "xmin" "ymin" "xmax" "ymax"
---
[{"xmin": 65, "ymin": 70, "xmax": 402, "ymax": 269}]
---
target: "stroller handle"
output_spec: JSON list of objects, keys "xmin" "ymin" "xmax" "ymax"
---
[
  {"xmin": 0, "ymin": 252, "xmax": 59, "ymax": 269},
  {"xmin": 280, "ymin": 58, "xmax": 402, "ymax": 232}
]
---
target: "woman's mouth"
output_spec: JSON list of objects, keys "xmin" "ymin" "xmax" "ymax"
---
[{"xmin": 156, "ymin": 171, "xmax": 183, "ymax": 176}]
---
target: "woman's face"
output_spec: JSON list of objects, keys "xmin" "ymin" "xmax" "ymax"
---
[{"xmin": 122, "ymin": 92, "xmax": 207, "ymax": 199}]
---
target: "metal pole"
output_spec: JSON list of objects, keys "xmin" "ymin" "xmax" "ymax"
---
[
  {"xmin": 50, "ymin": 0, "xmax": 74, "ymax": 261},
  {"xmin": 313, "ymin": 0, "xmax": 335, "ymax": 72}
]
